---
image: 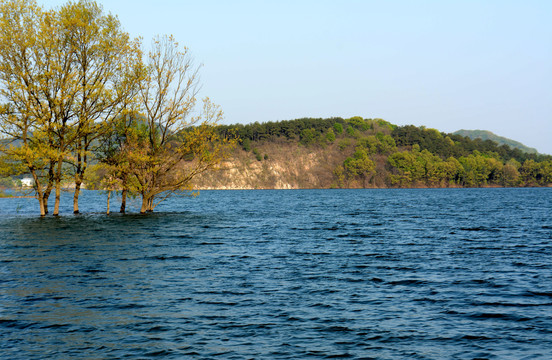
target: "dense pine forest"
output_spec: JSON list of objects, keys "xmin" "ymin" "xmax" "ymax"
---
[{"xmin": 210, "ymin": 116, "xmax": 552, "ymax": 189}]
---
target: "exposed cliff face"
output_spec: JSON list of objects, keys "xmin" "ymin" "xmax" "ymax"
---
[{"xmin": 193, "ymin": 141, "xmax": 346, "ymax": 189}]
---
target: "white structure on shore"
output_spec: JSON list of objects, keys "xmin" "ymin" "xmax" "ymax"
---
[{"xmin": 21, "ymin": 177, "xmax": 33, "ymax": 187}]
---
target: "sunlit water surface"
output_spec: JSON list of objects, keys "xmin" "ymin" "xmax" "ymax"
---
[{"xmin": 1, "ymin": 189, "xmax": 551, "ymax": 359}]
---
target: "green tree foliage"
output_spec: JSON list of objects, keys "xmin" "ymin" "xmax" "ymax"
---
[
  {"xmin": 346, "ymin": 116, "xmax": 371, "ymax": 131},
  {"xmin": 387, "ymin": 151, "xmax": 424, "ymax": 186},
  {"xmin": 0, "ymin": 0, "xmax": 140, "ymax": 215},
  {"xmin": 0, "ymin": 0, "xmax": 73, "ymax": 215},
  {"xmin": 125, "ymin": 34, "xmax": 234, "ymax": 213},
  {"xmin": 325, "ymin": 129, "xmax": 336, "ymax": 143},
  {"xmin": 358, "ymin": 134, "xmax": 397, "ymax": 155},
  {"xmin": 0, "ymin": 0, "xmax": 233, "ymax": 215},
  {"xmin": 502, "ymin": 159, "xmax": 521, "ymax": 187},
  {"xmin": 299, "ymin": 128, "xmax": 316, "ymax": 145},
  {"xmin": 392, "ymin": 125, "xmax": 550, "ymax": 164},
  {"xmin": 343, "ymin": 148, "xmax": 375, "ymax": 187},
  {"xmin": 217, "ymin": 117, "xmax": 347, "ymax": 143}
]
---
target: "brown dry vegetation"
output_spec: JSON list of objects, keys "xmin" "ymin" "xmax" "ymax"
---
[{"xmin": 193, "ymin": 140, "xmax": 346, "ymax": 189}]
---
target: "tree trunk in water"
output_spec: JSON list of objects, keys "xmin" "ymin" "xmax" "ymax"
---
[
  {"xmin": 38, "ymin": 196, "xmax": 46, "ymax": 217},
  {"xmin": 53, "ymin": 180, "xmax": 61, "ymax": 216},
  {"xmin": 43, "ymin": 180, "xmax": 53, "ymax": 215},
  {"xmin": 42, "ymin": 193, "xmax": 49, "ymax": 215},
  {"xmin": 120, "ymin": 188, "xmax": 127, "ymax": 213},
  {"xmin": 73, "ymin": 178, "xmax": 81, "ymax": 214},
  {"xmin": 43, "ymin": 160, "xmax": 56, "ymax": 215},
  {"xmin": 53, "ymin": 151, "xmax": 65, "ymax": 216},
  {"xmin": 73, "ymin": 147, "xmax": 87, "ymax": 215},
  {"xmin": 30, "ymin": 170, "xmax": 46, "ymax": 217},
  {"xmin": 107, "ymin": 191, "xmax": 111, "ymax": 215},
  {"xmin": 140, "ymin": 198, "xmax": 148, "ymax": 214}
]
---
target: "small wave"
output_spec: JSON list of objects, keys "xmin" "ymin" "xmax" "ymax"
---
[
  {"xmin": 466, "ymin": 312, "xmax": 533, "ymax": 322},
  {"xmin": 197, "ymin": 300, "xmax": 238, "ymax": 306},
  {"xmin": 146, "ymin": 255, "xmax": 191, "ymax": 261},
  {"xmin": 40, "ymin": 323, "xmax": 71, "ymax": 330},
  {"xmin": 309, "ymin": 303, "xmax": 333, "ymax": 309},
  {"xmin": 218, "ymin": 323, "xmax": 275, "ymax": 330},
  {"xmin": 146, "ymin": 326, "xmax": 172, "ymax": 333},
  {"xmin": 459, "ymin": 226, "xmax": 500, "ymax": 232},
  {"xmin": 0, "ymin": 319, "xmax": 38, "ymax": 329},
  {"xmin": 324, "ymin": 353, "xmax": 354, "ymax": 358},
  {"xmin": 388, "ymin": 279, "xmax": 427, "ymax": 286},
  {"xmin": 318, "ymin": 325, "xmax": 354, "ymax": 333},
  {"xmin": 83, "ymin": 268, "xmax": 105, "ymax": 273},
  {"xmin": 87, "ymin": 303, "xmax": 148, "ymax": 310},
  {"xmin": 459, "ymin": 334, "xmax": 493, "ymax": 341},
  {"xmin": 523, "ymin": 290, "xmax": 552, "ymax": 298},
  {"xmin": 145, "ymin": 349, "xmax": 175, "ymax": 357},
  {"xmin": 414, "ymin": 297, "xmax": 442, "ymax": 303},
  {"xmin": 469, "ymin": 300, "xmax": 552, "ymax": 308},
  {"xmin": 452, "ymin": 279, "xmax": 506, "ymax": 288},
  {"xmin": 310, "ymin": 288, "xmax": 339, "ymax": 295}
]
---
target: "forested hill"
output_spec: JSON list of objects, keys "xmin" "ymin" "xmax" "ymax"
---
[
  {"xmin": 192, "ymin": 116, "xmax": 552, "ymax": 189},
  {"xmin": 453, "ymin": 129, "xmax": 539, "ymax": 154}
]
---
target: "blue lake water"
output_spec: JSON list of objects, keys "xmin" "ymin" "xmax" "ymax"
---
[{"xmin": 0, "ymin": 188, "xmax": 551, "ymax": 359}]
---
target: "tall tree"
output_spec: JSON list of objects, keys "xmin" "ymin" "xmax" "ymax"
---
[
  {"xmin": 0, "ymin": 0, "xmax": 141, "ymax": 215},
  {"xmin": 0, "ymin": 0, "xmax": 79, "ymax": 215},
  {"xmin": 130, "ymin": 35, "xmax": 233, "ymax": 213},
  {"xmin": 58, "ymin": 0, "xmax": 141, "ymax": 213}
]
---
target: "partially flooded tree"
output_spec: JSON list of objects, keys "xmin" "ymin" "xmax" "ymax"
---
[
  {"xmin": 58, "ymin": 0, "xmax": 141, "ymax": 214},
  {"xmin": 0, "ymin": 0, "xmax": 79, "ymax": 216},
  {"xmin": 0, "ymin": 1, "xmax": 231, "ymax": 215},
  {"xmin": 95, "ymin": 111, "xmax": 144, "ymax": 213},
  {"xmin": 131, "ymin": 36, "xmax": 233, "ymax": 213},
  {"xmin": 0, "ymin": 0, "xmax": 141, "ymax": 215}
]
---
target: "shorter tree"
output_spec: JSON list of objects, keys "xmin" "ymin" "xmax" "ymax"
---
[{"xmin": 124, "ymin": 36, "xmax": 234, "ymax": 213}]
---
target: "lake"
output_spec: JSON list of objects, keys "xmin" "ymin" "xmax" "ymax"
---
[{"xmin": 0, "ymin": 189, "xmax": 551, "ymax": 359}]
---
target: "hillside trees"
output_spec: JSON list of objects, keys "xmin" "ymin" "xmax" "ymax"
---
[
  {"xmin": 343, "ymin": 148, "xmax": 375, "ymax": 187},
  {"xmin": 215, "ymin": 116, "xmax": 551, "ymax": 189}
]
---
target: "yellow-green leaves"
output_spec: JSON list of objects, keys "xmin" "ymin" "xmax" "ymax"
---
[{"xmin": 0, "ymin": 1, "xmax": 232, "ymax": 214}]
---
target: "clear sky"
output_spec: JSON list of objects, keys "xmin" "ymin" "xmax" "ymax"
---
[{"xmin": 40, "ymin": 0, "xmax": 552, "ymax": 154}]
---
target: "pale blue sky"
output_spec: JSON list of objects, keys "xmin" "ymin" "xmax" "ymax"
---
[{"xmin": 40, "ymin": 0, "xmax": 552, "ymax": 154}]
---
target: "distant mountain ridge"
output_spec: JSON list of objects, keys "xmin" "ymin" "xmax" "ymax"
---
[{"xmin": 453, "ymin": 129, "xmax": 538, "ymax": 154}]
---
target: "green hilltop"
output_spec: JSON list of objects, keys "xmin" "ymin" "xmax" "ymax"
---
[
  {"xmin": 192, "ymin": 117, "xmax": 552, "ymax": 189},
  {"xmin": 453, "ymin": 129, "xmax": 539, "ymax": 155}
]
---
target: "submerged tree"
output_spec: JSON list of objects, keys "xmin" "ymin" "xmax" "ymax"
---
[
  {"xmin": 0, "ymin": 0, "xmax": 230, "ymax": 215},
  {"xmin": 57, "ymin": 0, "xmax": 141, "ymax": 214},
  {"xmin": 0, "ymin": 0, "xmax": 79, "ymax": 215},
  {"xmin": 0, "ymin": 0, "xmax": 140, "ymax": 215},
  {"xmin": 130, "ymin": 36, "xmax": 233, "ymax": 213}
]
